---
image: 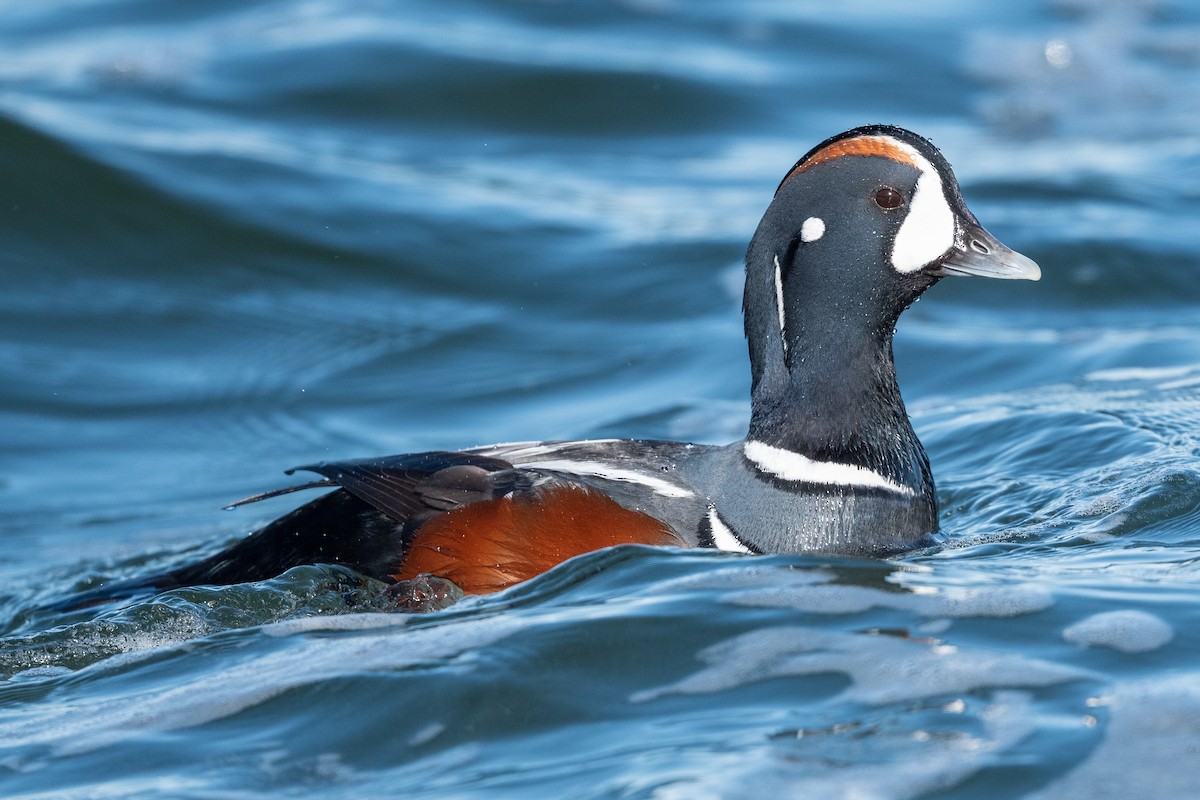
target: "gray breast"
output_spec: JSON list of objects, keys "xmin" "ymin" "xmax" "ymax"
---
[{"xmin": 679, "ymin": 445, "xmax": 937, "ymax": 556}]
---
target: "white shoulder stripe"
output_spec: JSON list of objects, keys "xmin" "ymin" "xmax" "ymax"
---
[
  {"xmin": 742, "ymin": 441, "xmax": 915, "ymax": 496},
  {"xmin": 707, "ymin": 506, "xmax": 753, "ymax": 553},
  {"xmin": 522, "ymin": 459, "xmax": 696, "ymax": 499}
]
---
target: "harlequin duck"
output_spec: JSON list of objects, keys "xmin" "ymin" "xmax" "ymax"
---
[{"xmin": 90, "ymin": 125, "xmax": 1040, "ymax": 603}]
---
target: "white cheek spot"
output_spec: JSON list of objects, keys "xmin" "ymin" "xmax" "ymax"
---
[
  {"xmin": 800, "ymin": 216, "xmax": 825, "ymax": 243},
  {"xmin": 890, "ymin": 169, "xmax": 955, "ymax": 274}
]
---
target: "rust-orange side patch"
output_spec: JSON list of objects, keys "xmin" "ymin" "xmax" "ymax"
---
[{"xmin": 391, "ymin": 485, "xmax": 686, "ymax": 594}]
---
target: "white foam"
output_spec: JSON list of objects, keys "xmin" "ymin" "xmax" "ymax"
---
[{"xmin": 1062, "ymin": 610, "xmax": 1174, "ymax": 653}]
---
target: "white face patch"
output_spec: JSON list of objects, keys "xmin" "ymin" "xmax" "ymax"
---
[
  {"xmin": 885, "ymin": 140, "xmax": 956, "ymax": 274},
  {"xmin": 800, "ymin": 216, "xmax": 825, "ymax": 243},
  {"xmin": 743, "ymin": 440, "xmax": 915, "ymax": 496}
]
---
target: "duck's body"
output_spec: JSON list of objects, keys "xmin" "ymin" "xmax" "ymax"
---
[{"xmin": 86, "ymin": 125, "xmax": 1039, "ymax": 604}]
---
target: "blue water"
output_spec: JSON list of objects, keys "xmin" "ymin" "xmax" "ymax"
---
[{"xmin": 3, "ymin": 0, "xmax": 1200, "ymax": 797}]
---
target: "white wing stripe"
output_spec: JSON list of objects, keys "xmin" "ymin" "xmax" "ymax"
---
[{"xmin": 523, "ymin": 459, "xmax": 695, "ymax": 499}]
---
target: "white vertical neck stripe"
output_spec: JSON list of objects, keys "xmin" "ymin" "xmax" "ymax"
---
[
  {"xmin": 773, "ymin": 254, "xmax": 787, "ymax": 356},
  {"xmin": 743, "ymin": 440, "xmax": 915, "ymax": 496}
]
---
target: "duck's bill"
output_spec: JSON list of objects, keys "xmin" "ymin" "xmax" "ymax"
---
[{"xmin": 933, "ymin": 224, "xmax": 1041, "ymax": 281}]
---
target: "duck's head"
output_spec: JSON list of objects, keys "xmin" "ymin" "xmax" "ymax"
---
[{"xmin": 744, "ymin": 124, "xmax": 1040, "ymax": 400}]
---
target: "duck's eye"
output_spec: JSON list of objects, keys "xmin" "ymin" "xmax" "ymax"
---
[{"xmin": 874, "ymin": 186, "xmax": 905, "ymax": 210}]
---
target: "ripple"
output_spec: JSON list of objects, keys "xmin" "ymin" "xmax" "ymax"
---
[{"xmin": 632, "ymin": 625, "xmax": 1088, "ymax": 705}]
